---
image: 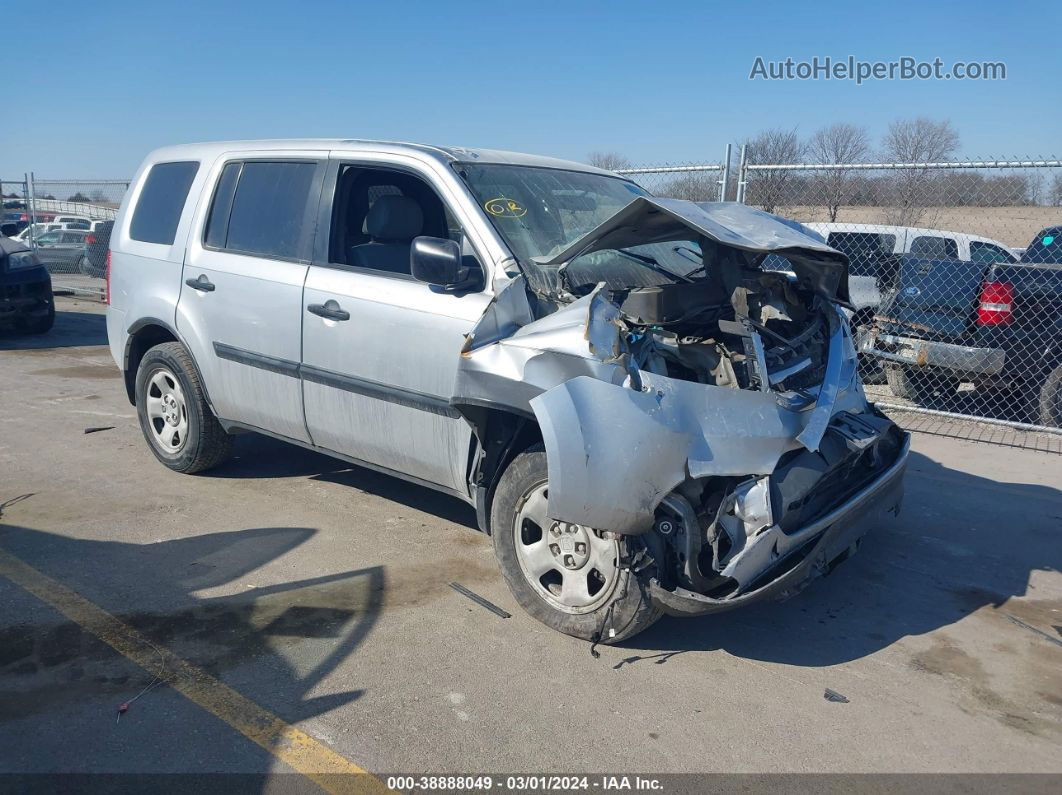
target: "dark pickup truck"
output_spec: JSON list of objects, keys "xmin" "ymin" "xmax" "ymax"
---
[{"xmin": 861, "ymin": 225, "xmax": 1062, "ymax": 427}]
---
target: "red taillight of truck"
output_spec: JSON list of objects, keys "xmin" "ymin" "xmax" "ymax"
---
[{"xmin": 976, "ymin": 280, "xmax": 1013, "ymax": 326}]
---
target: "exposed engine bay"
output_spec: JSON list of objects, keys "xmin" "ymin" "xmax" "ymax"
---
[{"xmin": 453, "ymin": 197, "xmax": 909, "ymax": 614}]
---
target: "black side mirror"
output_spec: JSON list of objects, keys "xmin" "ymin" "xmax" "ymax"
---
[{"xmin": 410, "ymin": 236, "xmax": 480, "ymax": 291}]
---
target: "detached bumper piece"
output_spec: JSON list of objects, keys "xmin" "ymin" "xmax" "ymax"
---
[
  {"xmin": 861, "ymin": 330, "xmax": 1004, "ymax": 376},
  {"xmin": 650, "ymin": 419, "xmax": 909, "ymax": 617}
]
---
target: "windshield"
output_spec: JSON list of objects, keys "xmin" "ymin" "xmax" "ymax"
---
[
  {"xmin": 457, "ymin": 163, "xmax": 658, "ymax": 260},
  {"xmin": 457, "ymin": 163, "xmax": 712, "ymax": 289}
]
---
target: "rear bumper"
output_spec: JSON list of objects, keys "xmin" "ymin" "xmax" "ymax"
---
[
  {"xmin": 649, "ymin": 433, "xmax": 909, "ymax": 617},
  {"xmin": 860, "ymin": 331, "xmax": 1004, "ymax": 376}
]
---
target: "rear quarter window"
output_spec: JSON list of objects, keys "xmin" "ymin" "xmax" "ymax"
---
[
  {"xmin": 910, "ymin": 235, "xmax": 958, "ymax": 260},
  {"xmin": 129, "ymin": 161, "xmax": 200, "ymax": 245}
]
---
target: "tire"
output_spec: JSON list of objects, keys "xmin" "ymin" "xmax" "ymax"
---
[
  {"xmin": 135, "ymin": 342, "xmax": 232, "ymax": 473},
  {"xmin": 1037, "ymin": 363, "xmax": 1062, "ymax": 428},
  {"xmin": 491, "ymin": 446, "xmax": 662, "ymax": 643},
  {"xmin": 857, "ymin": 352, "xmax": 887, "ymax": 385},
  {"xmin": 885, "ymin": 365, "xmax": 958, "ymax": 403},
  {"xmin": 77, "ymin": 256, "xmax": 93, "ymax": 276}
]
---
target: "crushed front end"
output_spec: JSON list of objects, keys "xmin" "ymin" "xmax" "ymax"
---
[{"xmin": 454, "ymin": 197, "xmax": 909, "ymax": 616}]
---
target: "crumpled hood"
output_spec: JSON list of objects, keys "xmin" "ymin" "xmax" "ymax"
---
[{"xmin": 527, "ymin": 197, "xmax": 851, "ymax": 304}]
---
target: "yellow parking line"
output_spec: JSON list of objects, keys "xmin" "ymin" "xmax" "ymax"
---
[{"xmin": 0, "ymin": 546, "xmax": 388, "ymax": 795}]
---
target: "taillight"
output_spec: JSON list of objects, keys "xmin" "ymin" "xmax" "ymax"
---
[
  {"xmin": 105, "ymin": 250, "xmax": 112, "ymax": 305},
  {"xmin": 85, "ymin": 233, "xmax": 96, "ymax": 245},
  {"xmin": 977, "ymin": 280, "xmax": 1013, "ymax": 326}
]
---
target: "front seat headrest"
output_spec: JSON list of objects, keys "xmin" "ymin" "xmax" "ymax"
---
[{"xmin": 366, "ymin": 195, "xmax": 423, "ymax": 242}]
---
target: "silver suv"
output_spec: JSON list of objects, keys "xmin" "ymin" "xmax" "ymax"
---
[{"xmin": 107, "ymin": 139, "xmax": 909, "ymax": 643}]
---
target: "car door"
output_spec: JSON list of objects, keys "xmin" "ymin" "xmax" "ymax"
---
[
  {"xmin": 32, "ymin": 230, "xmax": 63, "ymax": 268},
  {"xmin": 57, "ymin": 231, "xmax": 86, "ymax": 269},
  {"xmin": 176, "ymin": 154, "xmax": 327, "ymax": 443},
  {"xmin": 300, "ymin": 157, "xmax": 494, "ymax": 493}
]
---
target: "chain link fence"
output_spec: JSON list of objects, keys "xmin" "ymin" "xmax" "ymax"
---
[
  {"xmin": 736, "ymin": 158, "xmax": 1062, "ymax": 438},
  {"xmin": 7, "ymin": 155, "xmax": 1062, "ymax": 442},
  {"xmin": 2, "ymin": 176, "xmax": 128, "ymax": 298}
]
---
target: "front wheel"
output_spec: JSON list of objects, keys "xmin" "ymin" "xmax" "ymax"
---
[
  {"xmin": 491, "ymin": 447, "xmax": 662, "ymax": 643},
  {"xmin": 135, "ymin": 342, "xmax": 232, "ymax": 473}
]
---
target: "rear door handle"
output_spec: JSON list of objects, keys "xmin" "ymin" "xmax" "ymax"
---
[
  {"xmin": 185, "ymin": 275, "xmax": 215, "ymax": 292},
  {"xmin": 307, "ymin": 300, "xmax": 350, "ymax": 321}
]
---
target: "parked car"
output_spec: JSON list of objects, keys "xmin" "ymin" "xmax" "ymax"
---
[
  {"xmin": 52, "ymin": 214, "xmax": 92, "ymax": 226},
  {"xmin": 0, "ymin": 237, "xmax": 54, "ymax": 333},
  {"xmin": 32, "ymin": 228, "xmax": 89, "ymax": 272},
  {"xmin": 862, "ymin": 225, "xmax": 1062, "ymax": 426},
  {"xmin": 1, "ymin": 220, "xmax": 29, "ymax": 238},
  {"xmin": 108, "ymin": 141, "xmax": 909, "ymax": 643},
  {"xmin": 802, "ymin": 222, "xmax": 1018, "ymax": 322},
  {"xmin": 14, "ymin": 221, "xmax": 89, "ymax": 244},
  {"xmin": 79, "ymin": 220, "xmax": 112, "ymax": 276},
  {"xmin": 803, "ymin": 223, "xmax": 1020, "ymax": 384}
]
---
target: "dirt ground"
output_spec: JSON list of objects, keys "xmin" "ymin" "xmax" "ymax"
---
[{"xmin": 1, "ymin": 297, "xmax": 1061, "ymax": 787}]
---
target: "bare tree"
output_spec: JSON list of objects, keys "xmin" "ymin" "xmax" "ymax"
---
[
  {"xmin": 586, "ymin": 151, "xmax": 632, "ymax": 172},
  {"xmin": 742, "ymin": 127, "xmax": 806, "ymax": 214},
  {"xmin": 1050, "ymin": 174, "xmax": 1062, "ymax": 207},
  {"xmin": 880, "ymin": 118, "xmax": 959, "ymax": 225},
  {"xmin": 808, "ymin": 123, "xmax": 870, "ymax": 222},
  {"xmin": 661, "ymin": 172, "xmax": 718, "ymax": 202}
]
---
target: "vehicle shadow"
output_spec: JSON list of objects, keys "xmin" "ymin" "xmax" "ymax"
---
[
  {"xmin": 214, "ymin": 432, "xmax": 479, "ymax": 530},
  {"xmin": 0, "ymin": 309, "xmax": 107, "ymax": 350},
  {"xmin": 624, "ymin": 450, "xmax": 1062, "ymax": 665},
  {"xmin": 0, "ymin": 522, "xmax": 383, "ymax": 780}
]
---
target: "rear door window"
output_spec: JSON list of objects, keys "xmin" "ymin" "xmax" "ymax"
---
[
  {"xmin": 206, "ymin": 161, "xmax": 317, "ymax": 260},
  {"xmin": 827, "ymin": 232, "xmax": 895, "ymax": 277},
  {"xmin": 969, "ymin": 241, "xmax": 1015, "ymax": 265},
  {"xmin": 910, "ymin": 235, "xmax": 958, "ymax": 259},
  {"xmin": 129, "ymin": 161, "xmax": 200, "ymax": 245}
]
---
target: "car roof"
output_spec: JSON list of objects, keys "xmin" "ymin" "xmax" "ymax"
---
[
  {"xmin": 139, "ymin": 139, "xmax": 619, "ymax": 178},
  {"xmin": 802, "ymin": 221, "xmax": 1011, "ymax": 247}
]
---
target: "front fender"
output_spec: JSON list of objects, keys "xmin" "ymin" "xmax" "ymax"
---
[{"xmin": 530, "ymin": 374, "xmax": 818, "ymax": 534}]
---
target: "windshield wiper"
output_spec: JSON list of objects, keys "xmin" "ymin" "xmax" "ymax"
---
[{"xmin": 614, "ymin": 248, "xmax": 694, "ymax": 283}]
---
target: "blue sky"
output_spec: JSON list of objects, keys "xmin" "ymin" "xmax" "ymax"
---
[{"xmin": 2, "ymin": 0, "xmax": 1057, "ymax": 178}]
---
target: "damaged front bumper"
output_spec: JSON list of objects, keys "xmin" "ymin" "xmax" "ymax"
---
[{"xmin": 649, "ymin": 432, "xmax": 909, "ymax": 616}]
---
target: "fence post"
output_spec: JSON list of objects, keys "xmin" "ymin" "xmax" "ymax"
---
[
  {"xmin": 25, "ymin": 172, "xmax": 36, "ymax": 247},
  {"xmin": 736, "ymin": 145, "xmax": 749, "ymax": 204},
  {"xmin": 718, "ymin": 143, "xmax": 732, "ymax": 202}
]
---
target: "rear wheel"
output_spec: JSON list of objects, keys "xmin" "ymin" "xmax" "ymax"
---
[
  {"xmin": 1037, "ymin": 363, "xmax": 1062, "ymax": 428},
  {"xmin": 491, "ymin": 447, "xmax": 662, "ymax": 643},
  {"xmin": 135, "ymin": 342, "xmax": 232, "ymax": 473}
]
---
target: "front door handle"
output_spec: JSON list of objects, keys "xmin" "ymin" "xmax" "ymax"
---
[
  {"xmin": 185, "ymin": 275, "xmax": 215, "ymax": 292},
  {"xmin": 307, "ymin": 300, "xmax": 350, "ymax": 321}
]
